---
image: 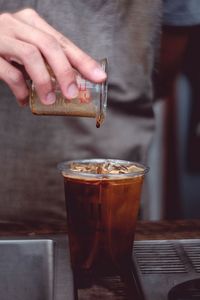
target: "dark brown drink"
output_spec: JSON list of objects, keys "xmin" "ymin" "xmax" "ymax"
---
[{"xmin": 59, "ymin": 159, "xmax": 147, "ymax": 272}]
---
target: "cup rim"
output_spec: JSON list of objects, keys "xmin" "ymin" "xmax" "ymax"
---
[
  {"xmin": 58, "ymin": 158, "xmax": 149, "ymax": 179},
  {"xmin": 96, "ymin": 58, "xmax": 108, "ymax": 127}
]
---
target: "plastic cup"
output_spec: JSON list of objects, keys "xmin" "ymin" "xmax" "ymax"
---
[{"xmin": 58, "ymin": 159, "xmax": 148, "ymax": 272}]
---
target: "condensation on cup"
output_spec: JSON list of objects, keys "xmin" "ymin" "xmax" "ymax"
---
[{"xmin": 29, "ymin": 58, "xmax": 108, "ymax": 128}]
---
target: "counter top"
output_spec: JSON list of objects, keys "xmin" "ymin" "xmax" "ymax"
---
[
  {"xmin": 1, "ymin": 219, "xmax": 200, "ymax": 239},
  {"xmin": 135, "ymin": 219, "xmax": 200, "ymax": 240},
  {"xmin": 1, "ymin": 219, "xmax": 200, "ymax": 300}
]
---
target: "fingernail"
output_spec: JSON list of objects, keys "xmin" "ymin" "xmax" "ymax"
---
[
  {"xmin": 45, "ymin": 92, "xmax": 56, "ymax": 105},
  {"xmin": 93, "ymin": 67, "xmax": 107, "ymax": 81},
  {"xmin": 67, "ymin": 83, "xmax": 79, "ymax": 99}
]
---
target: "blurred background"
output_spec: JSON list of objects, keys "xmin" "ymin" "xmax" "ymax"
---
[{"xmin": 142, "ymin": 25, "xmax": 200, "ymax": 220}]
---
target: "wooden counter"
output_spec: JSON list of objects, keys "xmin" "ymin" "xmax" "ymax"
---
[
  {"xmin": 135, "ymin": 219, "xmax": 200, "ymax": 240},
  {"xmin": 1, "ymin": 219, "xmax": 200, "ymax": 239}
]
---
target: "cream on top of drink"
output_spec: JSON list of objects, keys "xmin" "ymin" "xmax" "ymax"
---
[{"xmin": 69, "ymin": 161, "xmax": 143, "ymax": 175}]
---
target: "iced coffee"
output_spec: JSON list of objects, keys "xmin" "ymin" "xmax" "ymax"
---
[{"xmin": 58, "ymin": 159, "xmax": 148, "ymax": 272}]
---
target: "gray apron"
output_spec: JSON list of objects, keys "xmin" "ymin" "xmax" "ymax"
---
[{"xmin": 0, "ymin": 0, "xmax": 161, "ymax": 225}]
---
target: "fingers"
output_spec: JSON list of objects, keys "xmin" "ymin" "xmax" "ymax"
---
[
  {"xmin": 12, "ymin": 21, "xmax": 79, "ymax": 99},
  {"xmin": 0, "ymin": 8, "xmax": 107, "ymax": 108},
  {"xmin": 0, "ymin": 36, "xmax": 56, "ymax": 105},
  {"xmin": 14, "ymin": 9, "xmax": 107, "ymax": 83},
  {"xmin": 0, "ymin": 56, "xmax": 28, "ymax": 106},
  {"xmin": 59, "ymin": 37, "xmax": 107, "ymax": 83}
]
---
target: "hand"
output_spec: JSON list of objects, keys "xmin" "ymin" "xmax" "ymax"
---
[{"xmin": 0, "ymin": 8, "xmax": 107, "ymax": 106}]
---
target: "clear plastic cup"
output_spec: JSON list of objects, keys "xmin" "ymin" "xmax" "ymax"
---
[
  {"xmin": 58, "ymin": 159, "xmax": 148, "ymax": 272},
  {"xmin": 29, "ymin": 59, "xmax": 108, "ymax": 128}
]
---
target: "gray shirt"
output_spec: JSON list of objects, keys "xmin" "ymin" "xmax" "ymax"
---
[{"xmin": 0, "ymin": 0, "xmax": 161, "ymax": 225}]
